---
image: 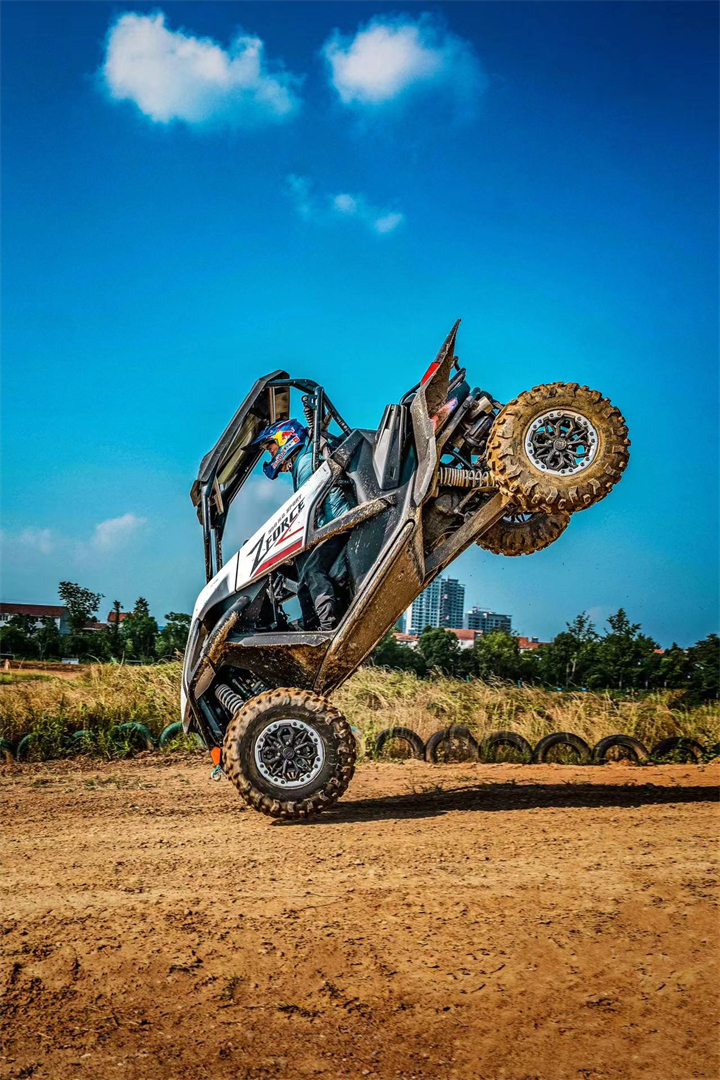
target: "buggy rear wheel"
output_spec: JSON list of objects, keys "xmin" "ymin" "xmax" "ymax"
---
[
  {"xmin": 477, "ymin": 508, "xmax": 570, "ymax": 556},
  {"xmin": 222, "ymin": 688, "xmax": 356, "ymax": 819},
  {"xmin": 487, "ymin": 383, "xmax": 630, "ymax": 513}
]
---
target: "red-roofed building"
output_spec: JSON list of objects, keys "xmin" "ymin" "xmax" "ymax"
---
[
  {"xmin": 517, "ymin": 636, "xmax": 548, "ymax": 651},
  {"xmin": 0, "ymin": 603, "xmax": 70, "ymax": 634},
  {"xmin": 393, "ymin": 629, "xmax": 480, "ymax": 651},
  {"xmin": 107, "ymin": 611, "xmax": 129, "ymax": 624},
  {"xmin": 445, "ymin": 628, "xmax": 480, "ymax": 650},
  {"xmin": 393, "ymin": 628, "xmax": 549, "ymax": 653}
]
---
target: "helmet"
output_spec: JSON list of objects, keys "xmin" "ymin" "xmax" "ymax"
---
[{"xmin": 252, "ymin": 420, "xmax": 308, "ymax": 480}]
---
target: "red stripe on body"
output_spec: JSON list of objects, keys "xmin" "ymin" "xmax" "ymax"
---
[{"xmin": 253, "ymin": 537, "xmax": 304, "ymax": 578}]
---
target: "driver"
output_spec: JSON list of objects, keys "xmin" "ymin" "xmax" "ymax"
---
[{"xmin": 253, "ymin": 421, "xmax": 353, "ymax": 631}]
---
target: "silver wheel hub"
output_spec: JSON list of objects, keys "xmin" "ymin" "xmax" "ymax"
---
[
  {"xmin": 525, "ymin": 409, "xmax": 598, "ymax": 475},
  {"xmin": 254, "ymin": 718, "xmax": 325, "ymax": 789}
]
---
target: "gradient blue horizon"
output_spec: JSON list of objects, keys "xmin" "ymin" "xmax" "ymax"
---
[{"xmin": 2, "ymin": 1, "xmax": 718, "ymax": 646}]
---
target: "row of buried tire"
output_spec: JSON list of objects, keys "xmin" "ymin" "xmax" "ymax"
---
[
  {"xmin": 1, "ymin": 721, "xmax": 717, "ymax": 765},
  {"xmin": 373, "ymin": 726, "xmax": 720, "ymax": 765},
  {"xmin": 0, "ymin": 721, "xmax": 202, "ymax": 761}
]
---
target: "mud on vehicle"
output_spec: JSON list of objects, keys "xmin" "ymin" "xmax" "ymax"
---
[{"xmin": 182, "ymin": 321, "xmax": 630, "ymax": 818}]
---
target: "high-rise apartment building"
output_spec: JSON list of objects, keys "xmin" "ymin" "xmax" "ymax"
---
[
  {"xmin": 406, "ymin": 577, "xmax": 466, "ymax": 634},
  {"xmin": 406, "ymin": 579, "xmax": 441, "ymax": 634},
  {"xmin": 439, "ymin": 578, "xmax": 465, "ymax": 629},
  {"xmin": 466, "ymin": 607, "xmax": 512, "ymax": 634}
]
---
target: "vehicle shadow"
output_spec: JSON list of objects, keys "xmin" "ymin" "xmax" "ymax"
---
[{"xmin": 279, "ymin": 780, "xmax": 719, "ymax": 826}]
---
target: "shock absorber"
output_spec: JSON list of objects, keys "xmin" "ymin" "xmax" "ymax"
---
[
  {"xmin": 301, "ymin": 394, "xmax": 315, "ymax": 430},
  {"xmin": 437, "ymin": 467, "xmax": 489, "ymax": 488},
  {"xmin": 214, "ymin": 682, "xmax": 245, "ymax": 718}
]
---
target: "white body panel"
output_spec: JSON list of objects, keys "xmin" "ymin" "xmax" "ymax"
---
[
  {"xmin": 182, "ymin": 463, "xmax": 331, "ymax": 721},
  {"xmin": 234, "ymin": 462, "xmax": 330, "ymax": 591},
  {"xmin": 191, "ymin": 462, "xmax": 331, "ymax": 625}
]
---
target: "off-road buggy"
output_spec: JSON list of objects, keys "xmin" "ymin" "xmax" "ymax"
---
[{"xmin": 182, "ymin": 321, "xmax": 629, "ymax": 818}]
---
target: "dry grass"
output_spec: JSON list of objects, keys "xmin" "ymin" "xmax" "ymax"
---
[
  {"xmin": 337, "ymin": 668, "xmax": 720, "ymax": 752},
  {"xmin": 0, "ymin": 662, "xmax": 717, "ymax": 758},
  {"xmin": 0, "ymin": 663, "xmax": 182, "ymax": 746}
]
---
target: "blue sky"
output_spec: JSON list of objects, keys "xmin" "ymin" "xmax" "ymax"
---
[{"xmin": 2, "ymin": 1, "xmax": 717, "ymax": 645}]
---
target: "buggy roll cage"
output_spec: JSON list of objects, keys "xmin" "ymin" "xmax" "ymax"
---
[{"xmin": 190, "ymin": 375, "xmax": 352, "ymax": 583}]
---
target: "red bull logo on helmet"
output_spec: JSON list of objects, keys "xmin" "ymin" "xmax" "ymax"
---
[
  {"xmin": 252, "ymin": 419, "xmax": 308, "ymax": 480},
  {"xmin": 273, "ymin": 427, "xmax": 295, "ymax": 449}
]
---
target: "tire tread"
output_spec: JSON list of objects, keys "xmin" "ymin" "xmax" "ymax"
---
[
  {"xmin": 487, "ymin": 382, "xmax": 630, "ymax": 513},
  {"xmin": 223, "ymin": 688, "xmax": 356, "ymax": 819}
]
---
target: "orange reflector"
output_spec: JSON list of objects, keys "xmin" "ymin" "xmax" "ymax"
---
[{"xmin": 210, "ymin": 746, "xmax": 222, "ymax": 766}]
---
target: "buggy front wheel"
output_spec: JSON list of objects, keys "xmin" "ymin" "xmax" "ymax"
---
[
  {"xmin": 487, "ymin": 383, "xmax": 630, "ymax": 513},
  {"xmin": 222, "ymin": 688, "xmax": 356, "ymax": 819}
]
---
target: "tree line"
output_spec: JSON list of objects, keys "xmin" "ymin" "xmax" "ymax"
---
[
  {"xmin": 0, "ymin": 582, "xmax": 190, "ymax": 663},
  {"xmin": 3, "ymin": 583, "xmax": 717, "ymax": 698},
  {"xmin": 371, "ymin": 610, "xmax": 719, "ymax": 698}
]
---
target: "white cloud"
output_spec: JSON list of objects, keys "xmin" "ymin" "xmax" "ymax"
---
[
  {"xmin": 332, "ymin": 190, "xmax": 405, "ymax": 234},
  {"xmin": 1, "ymin": 528, "xmax": 56, "ymax": 556},
  {"xmin": 333, "ymin": 193, "xmax": 358, "ymax": 215},
  {"xmin": 287, "ymin": 175, "xmax": 405, "ymax": 235},
  {"xmin": 18, "ymin": 528, "xmax": 55, "ymax": 556},
  {"xmin": 91, "ymin": 513, "xmax": 147, "ymax": 551},
  {"xmin": 372, "ymin": 211, "xmax": 404, "ymax": 235},
  {"xmin": 102, "ymin": 12, "xmax": 300, "ymax": 127},
  {"xmin": 322, "ymin": 13, "xmax": 485, "ymax": 113}
]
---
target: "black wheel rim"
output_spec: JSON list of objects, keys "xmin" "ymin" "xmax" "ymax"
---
[
  {"xmin": 254, "ymin": 719, "xmax": 325, "ymax": 789},
  {"xmin": 525, "ymin": 410, "xmax": 598, "ymax": 475}
]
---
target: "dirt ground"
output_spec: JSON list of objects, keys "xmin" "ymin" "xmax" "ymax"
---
[{"xmin": 1, "ymin": 756, "xmax": 718, "ymax": 1080}]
